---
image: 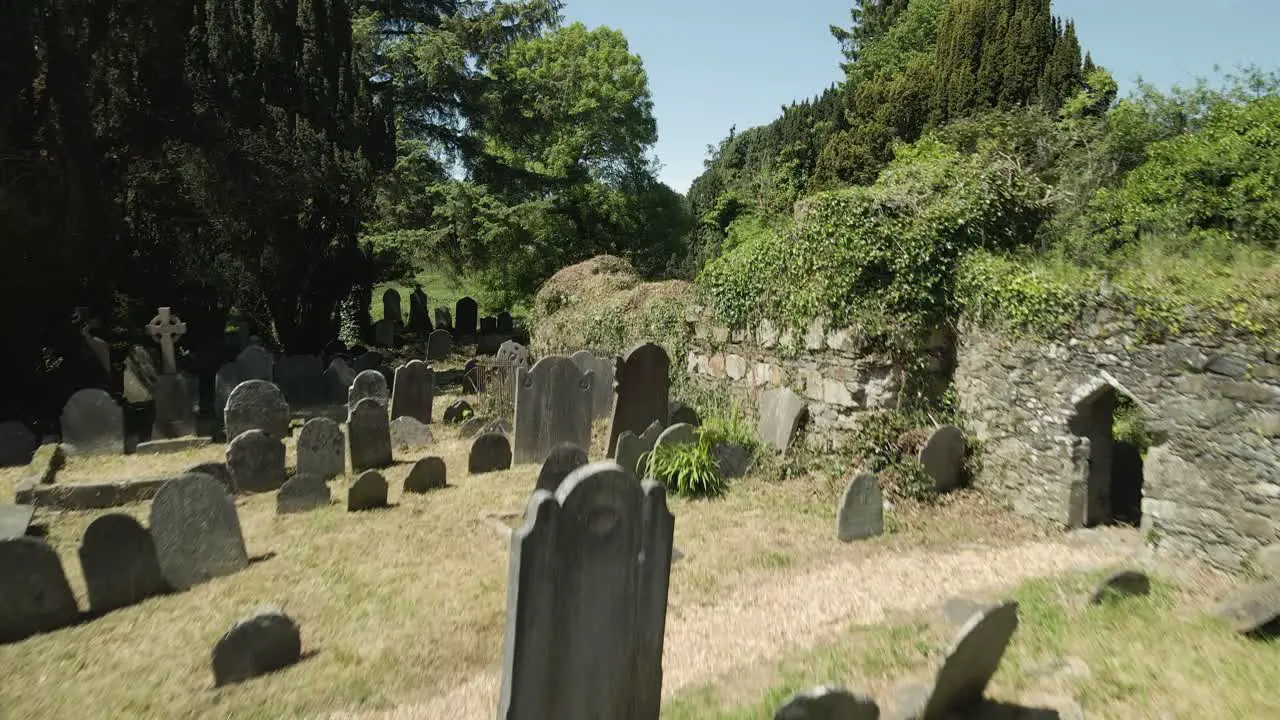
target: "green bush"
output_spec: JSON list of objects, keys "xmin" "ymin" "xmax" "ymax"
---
[{"xmin": 646, "ymin": 437, "xmax": 727, "ymax": 499}]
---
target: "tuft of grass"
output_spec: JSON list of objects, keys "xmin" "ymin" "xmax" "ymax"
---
[{"xmin": 647, "ymin": 437, "xmax": 727, "ymax": 499}]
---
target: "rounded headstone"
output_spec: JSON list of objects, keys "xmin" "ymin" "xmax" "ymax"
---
[
  {"xmin": 78, "ymin": 514, "xmax": 168, "ymax": 615},
  {"xmin": 443, "ymin": 400, "xmax": 473, "ymax": 424},
  {"xmin": 347, "ymin": 470, "xmax": 389, "ymax": 511},
  {"xmin": 1089, "ymin": 569, "xmax": 1151, "ymax": 604},
  {"xmin": 389, "ymin": 416, "xmax": 434, "ymax": 450},
  {"xmin": 0, "ymin": 421, "xmax": 38, "ymax": 467},
  {"xmin": 837, "ymin": 473, "xmax": 884, "ymax": 542},
  {"xmin": 276, "ymin": 473, "xmax": 331, "ymax": 515},
  {"xmin": 224, "ymin": 379, "xmax": 290, "ymax": 441},
  {"xmin": 535, "ymin": 442, "xmax": 589, "ymax": 493},
  {"xmin": 226, "ymin": 429, "xmax": 287, "ymax": 494},
  {"xmin": 468, "ymin": 432, "xmax": 512, "ymax": 475},
  {"xmin": 403, "ymin": 457, "xmax": 447, "ymax": 494},
  {"xmin": 348, "ymin": 369, "xmax": 389, "ymax": 409},
  {"xmin": 349, "ymin": 398, "xmax": 393, "ymax": 472},
  {"xmin": 390, "ymin": 360, "xmax": 435, "ymax": 424},
  {"xmin": 922, "ymin": 601, "xmax": 1020, "ymax": 718},
  {"xmin": 773, "ymin": 686, "xmax": 880, "ymax": 720},
  {"xmin": 296, "ymin": 417, "xmax": 345, "ymax": 481},
  {"xmin": 60, "ymin": 388, "xmax": 124, "ymax": 455},
  {"xmin": 211, "ymin": 607, "xmax": 302, "ymax": 687},
  {"xmin": 0, "ymin": 537, "xmax": 80, "ymax": 643},
  {"xmin": 149, "ymin": 474, "xmax": 249, "ymax": 591},
  {"xmin": 918, "ymin": 424, "xmax": 967, "ymax": 492},
  {"xmin": 1216, "ymin": 581, "xmax": 1280, "ymax": 635}
]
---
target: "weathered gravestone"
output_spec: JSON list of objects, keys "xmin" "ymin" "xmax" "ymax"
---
[
  {"xmin": 404, "ymin": 457, "xmax": 447, "ymax": 494},
  {"xmin": 1216, "ymin": 581, "xmax": 1280, "ymax": 636},
  {"xmin": 349, "ymin": 398, "xmax": 392, "ymax": 472},
  {"xmin": 274, "ymin": 355, "xmax": 325, "ymax": 407},
  {"xmin": 570, "ymin": 350, "xmax": 615, "ymax": 421},
  {"xmin": 837, "ymin": 473, "xmax": 884, "ymax": 542},
  {"xmin": 61, "ymin": 388, "xmax": 124, "ymax": 455},
  {"xmin": 409, "ymin": 288, "xmax": 431, "ymax": 334},
  {"xmin": 0, "ymin": 504, "xmax": 35, "ymax": 540},
  {"xmin": 382, "ymin": 288, "xmax": 403, "ymax": 325},
  {"xmin": 918, "ymin": 601, "xmax": 1020, "ymax": 719},
  {"xmin": 469, "ymin": 432, "xmax": 512, "ymax": 474},
  {"xmin": 919, "ymin": 424, "xmax": 967, "ymax": 493},
  {"xmin": 390, "ymin": 416, "xmax": 434, "ymax": 450},
  {"xmin": 444, "ymin": 399, "xmax": 473, "ymax": 424},
  {"xmin": 534, "ymin": 442, "xmax": 588, "ymax": 493},
  {"xmin": 0, "ymin": 537, "xmax": 80, "ymax": 643},
  {"xmin": 1090, "ymin": 569, "xmax": 1151, "ymax": 604},
  {"xmin": 78, "ymin": 514, "xmax": 167, "ymax": 615},
  {"xmin": 773, "ymin": 686, "xmax": 881, "ymax": 720},
  {"xmin": 616, "ymin": 421, "xmax": 663, "ymax": 479},
  {"xmin": 513, "ymin": 357, "xmax": 594, "ymax": 465},
  {"xmin": 323, "ymin": 358, "xmax": 356, "ymax": 404},
  {"xmin": 276, "ymin": 473, "xmax": 331, "ymax": 515},
  {"xmin": 426, "ymin": 329, "xmax": 453, "ymax": 360},
  {"xmin": 606, "ymin": 343, "xmax": 670, "ymax": 458},
  {"xmin": 0, "ymin": 421, "xmax": 37, "ymax": 467},
  {"xmin": 757, "ymin": 387, "xmax": 807, "ymax": 453},
  {"xmin": 435, "ymin": 307, "xmax": 452, "ymax": 330},
  {"xmin": 496, "ymin": 311, "xmax": 513, "ymax": 333},
  {"xmin": 455, "ymin": 297, "xmax": 478, "ymax": 336},
  {"xmin": 227, "ymin": 429, "xmax": 287, "ymax": 493},
  {"xmin": 347, "ymin": 470, "xmax": 389, "ymax": 511},
  {"xmin": 149, "ymin": 474, "xmax": 249, "ymax": 591},
  {"xmin": 498, "ymin": 461, "xmax": 675, "ymax": 720},
  {"xmin": 348, "ymin": 369, "xmax": 389, "ymax": 410},
  {"xmin": 297, "ymin": 417, "xmax": 345, "ymax": 481},
  {"xmin": 224, "ymin": 380, "xmax": 290, "ymax": 441},
  {"xmin": 212, "ymin": 607, "xmax": 302, "ymax": 687},
  {"xmin": 390, "ymin": 360, "xmax": 434, "ymax": 423},
  {"xmin": 236, "ymin": 344, "xmax": 274, "ymax": 383},
  {"xmin": 497, "ymin": 339, "xmax": 530, "ymax": 366}
]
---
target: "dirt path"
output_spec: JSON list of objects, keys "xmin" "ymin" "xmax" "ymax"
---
[{"xmin": 329, "ymin": 538, "xmax": 1129, "ymax": 719}]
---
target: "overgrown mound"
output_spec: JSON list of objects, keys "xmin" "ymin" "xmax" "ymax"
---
[{"xmin": 529, "ymin": 255, "xmax": 694, "ymax": 360}]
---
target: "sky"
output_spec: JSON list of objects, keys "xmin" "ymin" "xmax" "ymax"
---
[{"xmin": 559, "ymin": 0, "xmax": 1280, "ymax": 195}]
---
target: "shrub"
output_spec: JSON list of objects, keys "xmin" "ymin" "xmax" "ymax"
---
[{"xmin": 646, "ymin": 437, "xmax": 727, "ymax": 499}]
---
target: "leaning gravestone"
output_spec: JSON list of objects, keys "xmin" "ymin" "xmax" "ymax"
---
[
  {"xmin": 78, "ymin": 514, "xmax": 168, "ymax": 615},
  {"xmin": 390, "ymin": 416, "xmax": 433, "ymax": 450},
  {"xmin": 757, "ymin": 387, "xmax": 807, "ymax": 453},
  {"xmin": 455, "ymin": 297, "xmax": 478, "ymax": 336},
  {"xmin": 497, "ymin": 461, "xmax": 675, "ymax": 719},
  {"xmin": 513, "ymin": 356, "xmax": 594, "ymax": 465},
  {"xmin": 837, "ymin": 473, "xmax": 884, "ymax": 542},
  {"xmin": 348, "ymin": 369, "xmax": 389, "ymax": 410},
  {"xmin": 0, "ymin": 537, "xmax": 80, "ymax": 643},
  {"xmin": 426, "ymin": 329, "xmax": 453, "ymax": 360},
  {"xmin": 347, "ymin": 470, "xmax": 389, "ymax": 511},
  {"xmin": 236, "ymin": 344, "xmax": 274, "ymax": 382},
  {"xmin": 323, "ymin": 358, "xmax": 356, "ymax": 404},
  {"xmin": 212, "ymin": 607, "xmax": 302, "ymax": 687},
  {"xmin": 296, "ymin": 417, "xmax": 345, "ymax": 481},
  {"xmin": 919, "ymin": 424, "xmax": 967, "ymax": 492},
  {"xmin": 570, "ymin": 350, "xmax": 615, "ymax": 421},
  {"xmin": 224, "ymin": 379, "xmax": 290, "ymax": 441},
  {"xmin": 773, "ymin": 686, "xmax": 881, "ymax": 720},
  {"xmin": 404, "ymin": 457, "xmax": 447, "ymax": 494},
  {"xmin": 227, "ymin": 429, "xmax": 287, "ymax": 493},
  {"xmin": 349, "ymin": 398, "xmax": 392, "ymax": 472},
  {"xmin": 149, "ymin": 474, "xmax": 249, "ymax": 591},
  {"xmin": 390, "ymin": 360, "xmax": 434, "ymax": 424},
  {"xmin": 0, "ymin": 421, "xmax": 37, "ymax": 467},
  {"xmin": 469, "ymin": 432, "xmax": 512, "ymax": 474},
  {"xmin": 920, "ymin": 601, "xmax": 1020, "ymax": 718},
  {"xmin": 60, "ymin": 388, "xmax": 124, "ymax": 455},
  {"xmin": 616, "ymin": 420, "xmax": 664, "ymax": 479},
  {"xmin": 276, "ymin": 473, "xmax": 331, "ymax": 515},
  {"xmin": 534, "ymin": 442, "xmax": 588, "ymax": 493},
  {"xmin": 606, "ymin": 342, "xmax": 670, "ymax": 458}
]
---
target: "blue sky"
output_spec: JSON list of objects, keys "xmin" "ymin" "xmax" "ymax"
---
[{"xmin": 560, "ymin": 0, "xmax": 1280, "ymax": 195}]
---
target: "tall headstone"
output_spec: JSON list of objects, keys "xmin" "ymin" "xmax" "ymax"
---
[
  {"xmin": 570, "ymin": 350, "xmax": 615, "ymax": 421},
  {"xmin": 145, "ymin": 306, "xmax": 187, "ymax": 374},
  {"xmin": 498, "ymin": 462, "xmax": 675, "ymax": 719},
  {"xmin": 236, "ymin": 344, "xmax": 274, "ymax": 382},
  {"xmin": 758, "ymin": 387, "xmax": 808, "ymax": 453},
  {"xmin": 920, "ymin": 601, "xmax": 1020, "ymax": 718},
  {"xmin": 348, "ymin": 398, "xmax": 392, "ymax": 472},
  {"xmin": 296, "ymin": 417, "xmax": 345, "ymax": 480},
  {"xmin": 837, "ymin": 473, "xmax": 884, "ymax": 542},
  {"xmin": 390, "ymin": 360, "xmax": 435, "ymax": 424},
  {"xmin": 455, "ymin": 296, "xmax": 478, "ymax": 336},
  {"xmin": 426, "ymin": 329, "xmax": 453, "ymax": 360},
  {"xmin": 605, "ymin": 343, "xmax": 670, "ymax": 458},
  {"xmin": 78, "ymin": 514, "xmax": 168, "ymax": 615},
  {"xmin": 513, "ymin": 357, "xmax": 594, "ymax": 465},
  {"xmin": 408, "ymin": 288, "xmax": 432, "ymax": 334},
  {"xmin": 226, "ymin": 429, "xmax": 287, "ymax": 493},
  {"xmin": 0, "ymin": 537, "xmax": 80, "ymax": 643},
  {"xmin": 382, "ymin": 288, "xmax": 403, "ymax": 326},
  {"xmin": 148, "ymin": 474, "xmax": 249, "ymax": 591},
  {"xmin": 348, "ymin": 369, "xmax": 389, "ymax": 410},
  {"xmin": 60, "ymin": 389, "xmax": 124, "ymax": 455},
  {"xmin": 0, "ymin": 421, "xmax": 37, "ymax": 467},
  {"xmin": 224, "ymin": 379, "xmax": 290, "ymax": 441}
]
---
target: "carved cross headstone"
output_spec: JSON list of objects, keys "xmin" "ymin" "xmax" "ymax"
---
[{"xmin": 146, "ymin": 307, "xmax": 187, "ymax": 375}]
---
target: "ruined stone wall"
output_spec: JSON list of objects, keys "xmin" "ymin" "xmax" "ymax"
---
[{"xmin": 955, "ymin": 312, "xmax": 1280, "ymax": 572}]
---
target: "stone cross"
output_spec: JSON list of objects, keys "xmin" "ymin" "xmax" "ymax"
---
[{"xmin": 146, "ymin": 307, "xmax": 187, "ymax": 375}]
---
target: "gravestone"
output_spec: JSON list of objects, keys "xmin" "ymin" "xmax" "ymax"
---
[
  {"xmin": 655, "ymin": 423, "xmax": 697, "ymax": 451},
  {"xmin": 0, "ymin": 421, "xmax": 37, "ymax": 467},
  {"xmin": 1090, "ymin": 569, "xmax": 1151, "ymax": 604},
  {"xmin": 149, "ymin": 473, "xmax": 249, "ymax": 591},
  {"xmin": 479, "ymin": 316, "xmax": 497, "ymax": 334},
  {"xmin": 187, "ymin": 462, "xmax": 235, "ymax": 494},
  {"xmin": 352, "ymin": 350, "xmax": 383, "ymax": 374},
  {"xmin": 152, "ymin": 374, "xmax": 197, "ymax": 439},
  {"xmin": 837, "ymin": 473, "xmax": 884, "ymax": 542},
  {"xmin": 348, "ymin": 369, "xmax": 389, "ymax": 410},
  {"xmin": 212, "ymin": 607, "xmax": 302, "ymax": 687},
  {"xmin": 236, "ymin": 344, "xmax": 274, "ymax": 382},
  {"xmin": 146, "ymin": 306, "xmax": 187, "ymax": 374},
  {"xmin": 443, "ymin": 399, "xmax": 473, "ymax": 424},
  {"xmin": 408, "ymin": 288, "xmax": 431, "ymax": 334},
  {"xmin": 214, "ymin": 362, "xmax": 241, "ymax": 420},
  {"xmin": 349, "ymin": 398, "xmax": 392, "ymax": 472},
  {"xmin": 0, "ymin": 537, "xmax": 80, "ymax": 643},
  {"xmin": 390, "ymin": 360, "xmax": 434, "ymax": 423},
  {"xmin": 1216, "ymin": 581, "xmax": 1280, "ymax": 635},
  {"xmin": 435, "ymin": 307, "xmax": 452, "ymax": 330},
  {"xmin": 426, "ymin": 329, "xmax": 453, "ymax": 360},
  {"xmin": 570, "ymin": 350, "xmax": 615, "ymax": 421},
  {"xmin": 123, "ymin": 345, "xmax": 159, "ymax": 403},
  {"xmin": 347, "ymin": 470, "xmax": 389, "ymax": 511},
  {"xmin": 496, "ymin": 311, "xmax": 513, "ymax": 332},
  {"xmin": 497, "ymin": 462, "xmax": 675, "ymax": 719},
  {"xmin": 276, "ymin": 473, "xmax": 331, "ymax": 514},
  {"xmin": 773, "ymin": 687, "xmax": 880, "ymax": 720},
  {"xmin": 389, "ymin": 416, "xmax": 433, "ymax": 449},
  {"xmin": 404, "ymin": 457, "xmax": 447, "ymax": 494},
  {"xmin": 275, "ymin": 355, "xmax": 325, "ymax": 407},
  {"xmin": 921, "ymin": 601, "xmax": 1020, "ymax": 718},
  {"xmin": 605, "ymin": 342, "xmax": 670, "ymax": 458},
  {"xmin": 323, "ymin": 358, "xmax": 356, "ymax": 404},
  {"xmin": 60, "ymin": 388, "xmax": 124, "ymax": 455},
  {"xmin": 616, "ymin": 421, "xmax": 663, "ymax": 479},
  {"xmin": 227, "ymin": 429, "xmax": 287, "ymax": 493},
  {"xmin": 382, "ymin": 288, "xmax": 403, "ymax": 325},
  {"xmin": 469, "ymin": 432, "xmax": 512, "ymax": 474},
  {"xmin": 455, "ymin": 297, "xmax": 478, "ymax": 336},
  {"xmin": 296, "ymin": 417, "xmax": 345, "ymax": 481},
  {"xmin": 78, "ymin": 514, "xmax": 168, "ymax": 615},
  {"xmin": 534, "ymin": 442, "xmax": 588, "ymax": 493},
  {"xmin": 919, "ymin": 425, "xmax": 967, "ymax": 492},
  {"xmin": 224, "ymin": 379, "xmax": 290, "ymax": 441},
  {"xmin": 668, "ymin": 402, "xmax": 701, "ymax": 427},
  {"xmin": 758, "ymin": 387, "xmax": 807, "ymax": 453},
  {"xmin": 513, "ymin": 356, "xmax": 594, "ymax": 465},
  {"xmin": 713, "ymin": 441, "xmax": 753, "ymax": 479},
  {"xmin": 0, "ymin": 504, "xmax": 35, "ymax": 540},
  {"xmin": 498, "ymin": 340, "xmax": 531, "ymax": 367}
]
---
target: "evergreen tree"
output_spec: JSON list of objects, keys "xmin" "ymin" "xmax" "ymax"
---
[{"xmin": 832, "ymin": 0, "xmax": 912, "ymax": 68}]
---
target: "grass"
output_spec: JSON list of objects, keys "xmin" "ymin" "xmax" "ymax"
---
[{"xmin": 663, "ymin": 567, "xmax": 1280, "ymax": 719}]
